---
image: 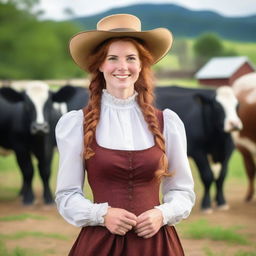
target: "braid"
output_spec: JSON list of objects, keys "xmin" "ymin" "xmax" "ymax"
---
[
  {"xmin": 136, "ymin": 87, "xmax": 171, "ymax": 180},
  {"xmin": 83, "ymin": 73, "xmax": 103, "ymax": 160},
  {"xmin": 134, "ymin": 50, "xmax": 171, "ymax": 180}
]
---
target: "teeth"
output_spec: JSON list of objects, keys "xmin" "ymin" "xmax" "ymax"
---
[{"xmin": 114, "ymin": 75, "xmax": 130, "ymax": 79}]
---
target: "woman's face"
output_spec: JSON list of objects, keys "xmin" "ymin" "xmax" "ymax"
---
[{"xmin": 99, "ymin": 40, "xmax": 141, "ymax": 98}]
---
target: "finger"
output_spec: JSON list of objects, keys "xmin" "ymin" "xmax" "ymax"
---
[
  {"xmin": 136, "ymin": 223, "xmax": 155, "ymax": 234},
  {"xmin": 136, "ymin": 229, "xmax": 152, "ymax": 237},
  {"xmin": 143, "ymin": 231, "xmax": 157, "ymax": 239},
  {"xmin": 135, "ymin": 220, "xmax": 149, "ymax": 230},
  {"xmin": 124, "ymin": 212, "xmax": 138, "ymax": 222},
  {"xmin": 123, "ymin": 217, "xmax": 137, "ymax": 227},
  {"xmin": 135, "ymin": 225, "xmax": 150, "ymax": 234},
  {"xmin": 116, "ymin": 227, "xmax": 127, "ymax": 236},
  {"xmin": 137, "ymin": 214, "xmax": 149, "ymax": 224},
  {"xmin": 138, "ymin": 227, "xmax": 158, "ymax": 239},
  {"xmin": 119, "ymin": 222, "xmax": 133, "ymax": 231}
]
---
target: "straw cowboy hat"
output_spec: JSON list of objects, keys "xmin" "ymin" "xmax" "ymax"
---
[{"xmin": 69, "ymin": 13, "xmax": 173, "ymax": 71}]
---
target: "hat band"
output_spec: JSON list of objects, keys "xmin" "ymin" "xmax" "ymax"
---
[{"xmin": 108, "ymin": 28, "xmax": 139, "ymax": 32}]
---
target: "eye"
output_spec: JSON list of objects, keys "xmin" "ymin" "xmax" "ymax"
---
[
  {"xmin": 127, "ymin": 56, "xmax": 136, "ymax": 61},
  {"xmin": 107, "ymin": 56, "xmax": 117, "ymax": 61}
]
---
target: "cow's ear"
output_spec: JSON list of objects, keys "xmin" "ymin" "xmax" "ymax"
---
[
  {"xmin": 0, "ymin": 87, "xmax": 24, "ymax": 102},
  {"xmin": 52, "ymin": 85, "xmax": 76, "ymax": 102}
]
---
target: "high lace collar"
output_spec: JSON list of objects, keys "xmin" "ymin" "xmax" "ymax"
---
[{"xmin": 102, "ymin": 89, "xmax": 138, "ymax": 108}]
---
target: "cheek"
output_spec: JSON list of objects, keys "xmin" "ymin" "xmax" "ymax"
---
[
  {"xmin": 131, "ymin": 65, "xmax": 141, "ymax": 75},
  {"xmin": 109, "ymin": 65, "xmax": 118, "ymax": 74},
  {"xmin": 100, "ymin": 62, "xmax": 113, "ymax": 73}
]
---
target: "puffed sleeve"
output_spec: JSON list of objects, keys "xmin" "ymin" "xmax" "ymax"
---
[
  {"xmin": 154, "ymin": 109, "xmax": 195, "ymax": 225},
  {"xmin": 55, "ymin": 110, "xmax": 109, "ymax": 227}
]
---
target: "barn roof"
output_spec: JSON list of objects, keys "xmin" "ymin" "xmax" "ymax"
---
[{"xmin": 195, "ymin": 56, "xmax": 254, "ymax": 79}]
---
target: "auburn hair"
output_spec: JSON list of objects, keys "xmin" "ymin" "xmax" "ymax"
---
[{"xmin": 83, "ymin": 37, "xmax": 171, "ymax": 180}]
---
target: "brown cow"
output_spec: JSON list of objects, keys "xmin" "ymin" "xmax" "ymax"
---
[{"xmin": 232, "ymin": 72, "xmax": 256, "ymax": 201}]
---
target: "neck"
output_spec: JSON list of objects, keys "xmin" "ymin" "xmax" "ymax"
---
[{"xmin": 105, "ymin": 88, "xmax": 135, "ymax": 99}]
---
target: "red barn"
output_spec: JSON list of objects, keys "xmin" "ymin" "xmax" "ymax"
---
[{"xmin": 195, "ymin": 56, "xmax": 255, "ymax": 87}]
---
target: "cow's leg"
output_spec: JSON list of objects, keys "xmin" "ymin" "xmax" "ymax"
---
[
  {"xmin": 238, "ymin": 146, "xmax": 255, "ymax": 201},
  {"xmin": 193, "ymin": 153, "xmax": 214, "ymax": 211},
  {"xmin": 36, "ymin": 147, "xmax": 54, "ymax": 204},
  {"xmin": 19, "ymin": 183, "xmax": 25, "ymax": 196},
  {"xmin": 15, "ymin": 151, "xmax": 35, "ymax": 205},
  {"xmin": 38, "ymin": 160, "xmax": 54, "ymax": 204},
  {"xmin": 193, "ymin": 152, "xmax": 214, "ymax": 212},
  {"xmin": 215, "ymin": 160, "xmax": 229, "ymax": 209}
]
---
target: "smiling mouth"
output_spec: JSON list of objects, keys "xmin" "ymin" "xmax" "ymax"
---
[{"xmin": 113, "ymin": 74, "xmax": 131, "ymax": 79}]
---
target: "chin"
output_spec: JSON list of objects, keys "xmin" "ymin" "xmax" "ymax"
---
[{"xmin": 116, "ymin": 83, "xmax": 132, "ymax": 89}]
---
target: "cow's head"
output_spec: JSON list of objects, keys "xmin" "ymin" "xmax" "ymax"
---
[
  {"xmin": 215, "ymin": 86, "xmax": 242, "ymax": 132},
  {"xmin": 0, "ymin": 81, "xmax": 51, "ymax": 135},
  {"xmin": 194, "ymin": 86, "xmax": 242, "ymax": 133},
  {"xmin": 25, "ymin": 82, "xmax": 51, "ymax": 134}
]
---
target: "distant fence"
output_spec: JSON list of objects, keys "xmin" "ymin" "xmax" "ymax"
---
[
  {"xmin": 0, "ymin": 70, "xmax": 197, "ymax": 90},
  {"xmin": 0, "ymin": 78, "xmax": 90, "ymax": 90},
  {"xmin": 156, "ymin": 70, "xmax": 196, "ymax": 79}
]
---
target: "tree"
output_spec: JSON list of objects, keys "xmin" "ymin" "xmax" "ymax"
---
[
  {"xmin": 0, "ymin": 0, "xmax": 40, "ymax": 11},
  {"xmin": 193, "ymin": 33, "xmax": 224, "ymax": 68},
  {"xmin": 0, "ymin": 1, "xmax": 84, "ymax": 79},
  {"xmin": 0, "ymin": 2, "xmax": 37, "ymax": 78}
]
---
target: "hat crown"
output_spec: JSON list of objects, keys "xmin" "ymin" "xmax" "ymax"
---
[{"xmin": 97, "ymin": 14, "xmax": 141, "ymax": 32}]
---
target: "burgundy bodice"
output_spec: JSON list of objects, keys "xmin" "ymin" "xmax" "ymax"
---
[{"xmin": 85, "ymin": 109, "xmax": 164, "ymax": 216}]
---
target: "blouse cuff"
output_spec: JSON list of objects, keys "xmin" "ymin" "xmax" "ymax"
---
[
  {"xmin": 154, "ymin": 205, "xmax": 172, "ymax": 225},
  {"xmin": 154, "ymin": 203, "xmax": 189, "ymax": 226},
  {"xmin": 154, "ymin": 205, "xmax": 168, "ymax": 226},
  {"xmin": 91, "ymin": 202, "xmax": 109, "ymax": 226}
]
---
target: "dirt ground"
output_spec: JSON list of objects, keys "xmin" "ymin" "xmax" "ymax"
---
[{"xmin": 0, "ymin": 180, "xmax": 255, "ymax": 256}]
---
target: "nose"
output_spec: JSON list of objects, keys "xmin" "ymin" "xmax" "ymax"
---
[
  {"xmin": 30, "ymin": 122, "xmax": 50, "ymax": 134},
  {"xmin": 117, "ymin": 59, "xmax": 128, "ymax": 70},
  {"xmin": 225, "ymin": 119, "xmax": 243, "ymax": 132}
]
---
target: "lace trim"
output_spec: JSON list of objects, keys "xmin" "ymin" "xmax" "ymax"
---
[{"xmin": 102, "ymin": 89, "xmax": 138, "ymax": 108}]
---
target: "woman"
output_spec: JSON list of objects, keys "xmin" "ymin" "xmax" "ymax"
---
[{"xmin": 55, "ymin": 14, "xmax": 195, "ymax": 255}]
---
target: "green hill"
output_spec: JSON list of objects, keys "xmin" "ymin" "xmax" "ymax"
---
[{"xmin": 71, "ymin": 3, "xmax": 256, "ymax": 42}]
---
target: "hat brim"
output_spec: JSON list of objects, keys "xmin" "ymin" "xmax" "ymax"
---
[{"xmin": 69, "ymin": 28, "xmax": 173, "ymax": 71}]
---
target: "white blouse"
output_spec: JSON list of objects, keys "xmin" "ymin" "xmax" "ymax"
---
[{"xmin": 55, "ymin": 89, "xmax": 195, "ymax": 227}]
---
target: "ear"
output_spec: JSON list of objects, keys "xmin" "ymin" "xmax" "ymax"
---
[
  {"xmin": 0, "ymin": 87, "xmax": 24, "ymax": 103},
  {"xmin": 52, "ymin": 85, "xmax": 76, "ymax": 102}
]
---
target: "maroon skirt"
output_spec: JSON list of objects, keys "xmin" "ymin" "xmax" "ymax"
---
[{"xmin": 69, "ymin": 225, "xmax": 184, "ymax": 256}]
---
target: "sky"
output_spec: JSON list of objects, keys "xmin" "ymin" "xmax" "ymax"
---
[{"xmin": 36, "ymin": 0, "xmax": 256, "ymax": 21}]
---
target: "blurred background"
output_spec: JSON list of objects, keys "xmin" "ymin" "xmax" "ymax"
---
[
  {"xmin": 0, "ymin": 0, "xmax": 255, "ymax": 255},
  {"xmin": 1, "ymin": 0, "xmax": 256, "ymax": 83}
]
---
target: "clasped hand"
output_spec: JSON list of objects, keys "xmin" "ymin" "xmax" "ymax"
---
[{"xmin": 103, "ymin": 208, "xmax": 163, "ymax": 239}]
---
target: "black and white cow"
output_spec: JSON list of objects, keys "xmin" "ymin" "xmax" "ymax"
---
[
  {"xmin": 155, "ymin": 85, "xmax": 242, "ymax": 212},
  {"xmin": 0, "ymin": 82, "xmax": 88, "ymax": 205}
]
